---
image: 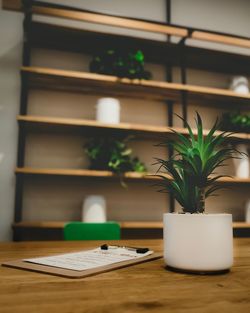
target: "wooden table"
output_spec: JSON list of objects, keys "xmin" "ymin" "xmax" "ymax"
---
[{"xmin": 0, "ymin": 239, "xmax": 249, "ymax": 313}]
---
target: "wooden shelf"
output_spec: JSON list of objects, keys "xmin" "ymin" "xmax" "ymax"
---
[
  {"xmin": 12, "ymin": 221, "xmax": 250, "ymax": 230},
  {"xmin": 25, "ymin": 22, "xmax": 250, "ymax": 76},
  {"xmin": 216, "ymin": 177, "xmax": 250, "ymax": 184},
  {"xmin": 13, "ymin": 221, "xmax": 66, "ymax": 229},
  {"xmin": 12, "ymin": 221, "xmax": 164, "ymax": 229},
  {"xmin": 233, "ymin": 222, "xmax": 250, "ymax": 229},
  {"xmin": 15, "ymin": 168, "xmax": 155, "ymax": 180},
  {"xmin": 22, "ymin": 66, "xmax": 250, "ymax": 106},
  {"xmin": 17, "ymin": 115, "xmax": 175, "ymax": 139},
  {"xmin": 120, "ymin": 221, "xmax": 163, "ymax": 229},
  {"xmin": 191, "ymin": 30, "xmax": 250, "ymax": 49},
  {"xmin": 15, "ymin": 167, "xmax": 250, "ymax": 184},
  {"xmin": 3, "ymin": 1, "xmax": 187, "ymax": 38},
  {"xmin": 18, "ymin": 115, "xmax": 250, "ymax": 141},
  {"xmin": 4, "ymin": 1, "xmax": 250, "ymax": 49}
]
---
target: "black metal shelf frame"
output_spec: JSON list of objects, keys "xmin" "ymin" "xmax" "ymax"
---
[
  {"xmin": 13, "ymin": 1, "xmax": 33, "ymax": 240},
  {"xmin": 165, "ymin": 0, "xmax": 175, "ymax": 213}
]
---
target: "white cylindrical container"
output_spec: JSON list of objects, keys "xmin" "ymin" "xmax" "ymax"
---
[
  {"xmin": 96, "ymin": 98, "xmax": 120, "ymax": 124},
  {"xmin": 230, "ymin": 76, "xmax": 249, "ymax": 94},
  {"xmin": 163, "ymin": 213, "xmax": 233, "ymax": 273},
  {"xmin": 82, "ymin": 195, "xmax": 107, "ymax": 223},
  {"xmin": 233, "ymin": 144, "xmax": 249, "ymax": 178},
  {"xmin": 245, "ymin": 199, "xmax": 250, "ymax": 223}
]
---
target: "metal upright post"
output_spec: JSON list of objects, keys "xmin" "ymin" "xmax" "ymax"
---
[
  {"xmin": 180, "ymin": 39, "xmax": 187, "ymax": 125},
  {"xmin": 179, "ymin": 29, "xmax": 193, "ymax": 126},
  {"xmin": 166, "ymin": 0, "xmax": 173, "ymax": 127},
  {"xmin": 165, "ymin": 0, "xmax": 175, "ymax": 213},
  {"xmin": 13, "ymin": 0, "xmax": 33, "ymax": 240}
]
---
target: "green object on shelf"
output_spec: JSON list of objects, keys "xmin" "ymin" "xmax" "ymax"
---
[
  {"xmin": 220, "ymin": 111, "xmax": 250, "ymax": 133},
  {"xmin": 85, "ymin": 137, "xmax": 147, "ymax": 174},
  {"xmin": 64, "ymin": 222, "xmax": 121, "ymax": 240},
  {"xmin": 89, "ymin": 48, "xmax": 152, "ymax": 80}
]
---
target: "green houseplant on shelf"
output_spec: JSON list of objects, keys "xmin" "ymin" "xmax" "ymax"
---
[
  {"xmin": 89, "ymin": 48, "xmax": 152, "ymax": 80},
  {"xmin": 220, "ymin": 111, "xmax": 250, "ymax": 133},
  {"xmin": 154, "ymin": 113, "xmax": 240, "ymax": 273},
  {"xmin": 85, "ymin": 136, "xmax": 146, "ymax": 186},
  {"xmin": 220, "ymin": 111, "xmax": 250, "ymax": 178}
]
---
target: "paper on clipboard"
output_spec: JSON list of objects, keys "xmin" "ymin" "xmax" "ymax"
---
[{"xmin": 23, "ymin": 248, "xmax": 153, "ymax": 271}]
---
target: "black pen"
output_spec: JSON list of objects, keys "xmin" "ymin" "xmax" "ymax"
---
[{"xmin": 100, "ymin": 244, "xmax": 149, "ymax": 254}]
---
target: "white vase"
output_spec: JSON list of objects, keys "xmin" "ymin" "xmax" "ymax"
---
[
  {"xmin": 233, "ymin": 144, "xmax": 249, "ymax": 178},
  {"xmin": 230, "ymin": 76, "xmax": 249, "ymax": 94},
  {"xmin": 245, "ymin": 199, "xmax": 250, "ymax": 223},
  {"xmin": 163, "ymin": 213, "xmax": 233, "ymax": 273},
  {"xmin": 82, "ymin": 195, "xmax": 107, "ymax": 223},
  {"xmin": 96, "ymin": 97, "xmax": 120, "ymax": 124}
]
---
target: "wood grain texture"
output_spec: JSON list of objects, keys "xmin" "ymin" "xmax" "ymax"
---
[
  {"xmin": 2, "ymin": 251, "xmax": 162, "ymax": 279},
  {"xmin": 21, "ymin": 66, "xmax": 250, "ymax": 105},
  {"xmin": 17, "ymin": 115, "xmax": 250, "ymax": 141},
  {"xmin": 0, "ymin": 239, "xmax": 250, "ymax": 312},
  {"xmin": 32, "ymin": 6, "xmax": 187, "ymax": 37},
  {"xmin": 2, "ymin": 1, "xmax": 187, "ymax": 37},
  {"xmin": 15, "ymin": 167, "xmax": 155, "ymax": 179},
  {"xmin": 15, "ymin": 167, "xmax": 250, "ymax": 184},
  {"xmin": 12, "ymin": 221, "xmax": 165, "ymax": 229},
  {"xmin": 30, "ymin": 7, "xmax": 250, "ymax": 49},
  {"xmin": 192, "ymin": 30, "xmax": 250, "ymax": 49},
  {"xmin": 3, "ymin": 0, "xmax": 250, "ymax": 49},
  {"xmin": 27, "ymin": 22, "xmax": 250, "ymax": 76},
  {"xmin": 12, "ymin": 221, "xmax": 250, "ymax": 230}
]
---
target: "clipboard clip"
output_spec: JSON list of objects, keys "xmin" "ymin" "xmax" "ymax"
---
[{"xmin": 100, "ymin": 244, "xmax": 149, "ymax": 254}]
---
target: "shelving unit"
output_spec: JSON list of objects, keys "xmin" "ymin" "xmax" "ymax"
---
[
  {"xmin": 12, "ymin": 221, "xmax": 250, "ymax": 242},
  {"xmin": 22, "ymin": 66, "xmax": 250, "ymax": 105},
  {"xmin": 3, "ymin": 0, "xmax": 250, "ymax": 240},
  {"xmin": 17, "ymin": 21, "xmax": 250, "ymax": 76},
  {"xmin": 17, "ymin": 115, "xmax": 250, "ymax": 141},
  {"xmin": 12, "ymin": 221, "xmax": 250, "ymax": 230},
  {"xmin": 14, "ymin": 167, "xmax": 250, "ymax": 184},
  {"xmin": 15, "ymin": 168, "xmax": 155, "ymax": 180},
  {"xmin": 4, "ymin": 0, "xmax": 250, "ymax": 48}
]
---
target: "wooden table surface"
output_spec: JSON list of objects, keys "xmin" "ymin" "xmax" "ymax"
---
[{"xmin": 0, "ymin": 239, "xmax": 249, "ymax": 313}]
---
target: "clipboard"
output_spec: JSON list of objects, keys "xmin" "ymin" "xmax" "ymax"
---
[{"xmin": 1, "ymin": 247, "xmax": 162, "ymax": 279}]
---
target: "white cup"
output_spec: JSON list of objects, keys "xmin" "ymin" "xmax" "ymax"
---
[
  {"xmin": 230, "ymin": 76, "xmax": 249, "ymax": 95},
  {"xmin": 82, "ymin": 195, "xmax": 107, "ymax": 223},
  {"xmin": 96, "ymin": 98, "xmax": 120, "ymax": 124},
  {"xmin": 233, "ymin": 144, "xmax": 249, "ymax": 178},
  {"xmin": 245, "ymin": 199, "xmax": 250, "ymax": 222}
]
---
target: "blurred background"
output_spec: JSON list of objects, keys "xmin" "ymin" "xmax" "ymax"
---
[{"xmin": 1, "ymin": 0, "xmax": 250, "ymax": 241}]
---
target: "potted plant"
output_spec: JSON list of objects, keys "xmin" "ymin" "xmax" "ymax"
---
[
  {"xmin": 154, "ymin": 113, "xmax": 240, "ymax": 274},
  {"xmin": 90, "ymin": 48, "xmax": 152, "ymax": 79},
  {"xmin": 85, "ymin": 136, "xmax": 146, "ymax": 186},
  {"xmin": 220, "ymin": 111, "xmax": 250, "ymax": 133},
  {"xmin": 220, "ymin": 111, "xmax": 249, "ymax": 178}
]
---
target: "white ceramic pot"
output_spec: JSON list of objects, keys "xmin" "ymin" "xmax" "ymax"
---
[
  {"xmin": 163, "ymin": 213, "xmax": 233, "ymax": 273},
  {"xmin": 82, "ymin": 195, "xmax": 107, "ymax": 223},
  {"xmin": 245, "ymin": 199, "xmax": 250, "ymax": 223},
  {"xmin": 96, "ymin": 97, "xmax": 120, "ymax": 124},
  {"xmin": 233, "ymin": 144, "xmax": 249, "ymax": 178},
  {"xmin": 230, "ymin": 76, "xmax": 249, "ymax": 94}
]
